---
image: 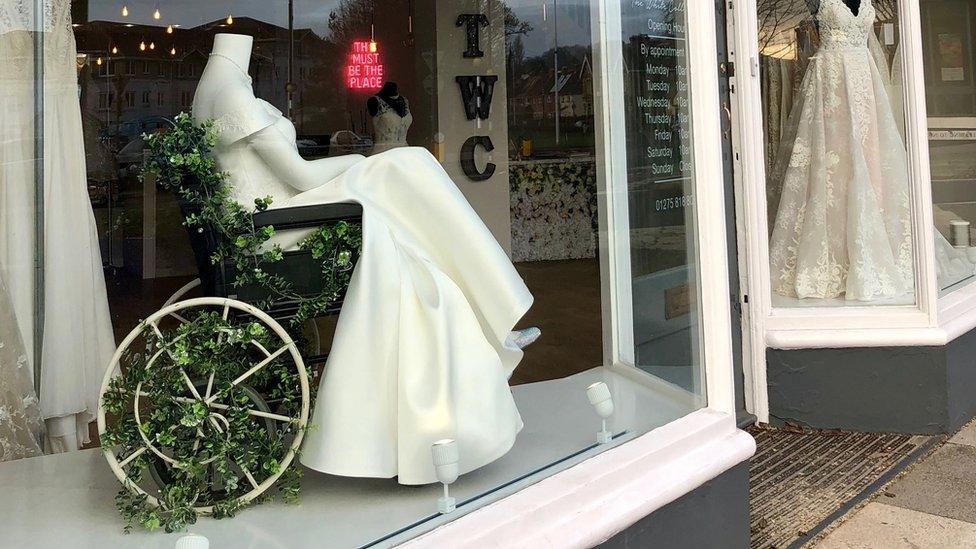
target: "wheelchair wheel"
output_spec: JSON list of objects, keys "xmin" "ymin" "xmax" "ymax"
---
[
  {"xmin": 162, "ymin": 278, "xmax": 202, "ymax": 308},
  {"xmin": 97, "ymin": 297, "xmax": 309, "ymax": 515}
]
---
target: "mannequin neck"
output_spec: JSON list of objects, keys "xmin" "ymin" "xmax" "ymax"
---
[{"xmin": 210, "ymin": 34, "xmax": 253, "ymax": 73}]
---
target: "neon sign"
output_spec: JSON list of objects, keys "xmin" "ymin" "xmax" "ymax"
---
[{"xmin": 346, "ymin": 40, "xmax": 384, "ymax": 90}]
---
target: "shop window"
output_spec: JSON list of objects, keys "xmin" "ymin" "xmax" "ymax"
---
[
  {"xmin": 756, "ymin": 0, "xmax": 917, "ymax": 308},
  {"xmin": 0, "ymin": 0, "xmax": 721, "ymax": 545},
  {"xmin": 921, "ymin": 0, "xmax": 976, "ymax": 293}
]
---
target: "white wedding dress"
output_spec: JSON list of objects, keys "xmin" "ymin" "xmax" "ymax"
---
[
  {"xmin": 201, "ymin": 77, "xmax": 532, "ymax": 485},
  {"xmin": 0, "ymin": 0, "xmax": 116, "ymax": 450},
  {"xmin": 768, "ymin": 0, "xmax": 914, "ymax": 300},
  {"xmin": 0, "ymin": 272, "xmax": 42, "ymax": 461},
  {"xmin": 369, "ymin": 96, "xmax": 412, "ymax": 155}
]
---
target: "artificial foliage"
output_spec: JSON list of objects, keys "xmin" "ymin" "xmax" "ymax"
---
[
  {"xmin": 141, "ymin": 112, "xmax": 362, "ymax": 330},
  {"xmin": 100, "ymin": 112, "xmax": 361, "ymax": 532}
]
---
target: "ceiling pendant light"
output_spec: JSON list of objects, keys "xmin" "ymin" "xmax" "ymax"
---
[
  {"xmin": 111, "ymin": 45, "xmax": 118, "ymax": 54},
  {"xmin": 369, "ymin": 14, "xmax": 376, "ymax": 53},
  {"xmin": 153, "ymin": 7, "xmax": 161, "ymax": 20},
  {"xmin": 96, "ymin": 57, "xmax": 103, "ymax": 65},
  {"xmin": 121, "ymin": 4, "xmax": 128, "ymax": 16},
  {"xmin": 166, "ymin": 24, "xmax": 173, "ymax": 34},
  {"xmin": 226, "ymin": 14, "xmax": 233, "ymax": 25},
  {"xmin": 139, "ymin": 40, "xmax": 146, "ymax": 51},
  {"xmin": 170, "ymin": 46, "xmax": 176, "ymax": 55},
  {"xmin": 149, "ymin": 41, "xmax": 155, "ymax": 50}
]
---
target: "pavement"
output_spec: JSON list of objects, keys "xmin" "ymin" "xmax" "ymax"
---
[{"xmin": 813, "ymin": 420, "xmax": 976, "ymax": 548}]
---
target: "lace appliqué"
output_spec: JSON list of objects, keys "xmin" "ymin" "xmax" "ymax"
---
[{"xmin": 768, "ymin": 0, "xmax": 915, "ymax": 301}]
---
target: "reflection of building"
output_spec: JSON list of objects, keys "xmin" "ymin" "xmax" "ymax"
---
[
  {"xmin": 509, "ymin": 58, "xmax": 593, "ymax": 122},
  {"xmin": 74, "ymin": 17, "xmax": 335, "ymax": 139}
]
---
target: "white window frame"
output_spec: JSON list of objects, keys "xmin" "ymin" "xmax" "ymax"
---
[
  {"xmin": 403, "ymin": 1, "xmax": 753, "ymax": 544},
  {"xmin": 721, "ymin": 0, "xmax": 976, "ymax": 422}
]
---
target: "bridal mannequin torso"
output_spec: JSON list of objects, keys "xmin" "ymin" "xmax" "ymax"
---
[
  {"xmin": 366, "ymin": 82, "xmax": 412, "ymax": 155},
  {"xmin": 193, "ymin": 34, "xmax": 364, "ymax": 207}
]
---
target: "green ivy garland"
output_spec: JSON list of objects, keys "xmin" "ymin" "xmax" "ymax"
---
[
  {"xmin": 143, "ymin": 112, "xmax": 362, "ymax": 330},
  {"xmin": 100, "ymin": 112, "xmax": 361, "ymax": 532}
]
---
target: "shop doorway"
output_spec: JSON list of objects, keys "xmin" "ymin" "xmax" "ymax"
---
[{"xmin": 716, "ymin": 0, "xmax": 753, "ymax": 426}]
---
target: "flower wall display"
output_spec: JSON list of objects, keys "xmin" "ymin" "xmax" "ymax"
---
[{"xmin": 509, "ymin": 159, "xmax": 598, "ymax": 262}]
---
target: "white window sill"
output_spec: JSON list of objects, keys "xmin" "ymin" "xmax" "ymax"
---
[
  {"xmin": 401, "ymin": 409, "xmax": 754, "ymax": 549},
  {"xmin": 764, "ymin": 279, "xmax": 976, "ymax": 349}
]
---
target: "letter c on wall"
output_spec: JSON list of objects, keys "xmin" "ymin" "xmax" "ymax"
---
[{"xmin": 460, "ymin": 136, "xmax": 496, "ymax": 181}]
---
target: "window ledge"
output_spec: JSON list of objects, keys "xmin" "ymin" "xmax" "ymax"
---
[
  {"xmin": 399, "ymin": 409, "xmax": 754, "ymax": 549},
  {"xmin": 764, "ymin": 281, "xmax": 976, "ymax": 350},
  {"xmin": 938, "ymin": 280, "xmax": 976, "ymax": 343}
]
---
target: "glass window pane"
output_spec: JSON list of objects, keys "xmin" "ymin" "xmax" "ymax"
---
[
  {"xmin": 0, "ymin": 0, "xmax": 44, "ymax": 460},
  {"xmin": 758, "ymin": 0, "xmax": 917, "ymax": 307},
  {"xmin": 921, "ymin": 0, "xmax": 976, "ymax": 293},
  {"xmin": 0, "ymin": 0, "xmax": 721, "ymax": 544},
  {"xmin": 618, "ymin": 0, "xmax": 706, "ymax": 406}
]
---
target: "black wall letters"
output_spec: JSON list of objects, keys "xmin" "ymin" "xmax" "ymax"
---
[
  {"xmin": 455, "ymin": 14, "xmax": 489, "ymax": 58},
  {"xmin": 455, "ymin": 75, "xmax": 497, "ymax": 120}
]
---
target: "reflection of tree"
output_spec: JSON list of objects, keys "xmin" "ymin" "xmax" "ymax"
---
[
  {"xmin": 757, "ymin": 0, "xmax": 807, "ymax": 56},
  {"xmin": 758, "ymin": 0, "xmax": 900, "ymax": 57},
  {"xmin": 505, "ymin": 5, "xmax": 533, "ymax": 37},
  {"xmin": 327, "ymin": 0, "xmax": 376, "ymax": 46}
]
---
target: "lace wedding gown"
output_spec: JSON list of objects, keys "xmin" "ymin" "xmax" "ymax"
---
[
  {"xmin": 369, "ymin": 96, "xmax": 412, "ymax": 155},
  {"xmin": 768, "ymin": 0, "xmax": 914, "ymax": 300},
  {"xmin": 0, "ymin": 273, "xmax": 42, "ymax": 461},
  {"xmin": 0, "ymin": 0, "xmax": 116, "ymax": 450}
]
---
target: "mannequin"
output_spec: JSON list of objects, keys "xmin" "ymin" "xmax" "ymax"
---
[
  {"xmin": 366, "ymin": 82, "xmax": 407, "ymax": 118},
  {"xmin": 193, "ymin": 34, "xmax": 364, "ymax": 198},
  {"xmin": 366, "ymin": 81, "xmax": 412, "ymax": 155},
  {"xmin": 192, "ymin": 34, "xmax": 536, "ymax": 485},
  {"xmin": 806, "ymin": 0, "xmax": 860, "ymax": 15}
]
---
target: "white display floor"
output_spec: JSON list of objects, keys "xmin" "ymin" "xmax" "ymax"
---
[{"xmin": 0, "ymin": 367, "xmax": 690, "ymax": 548}]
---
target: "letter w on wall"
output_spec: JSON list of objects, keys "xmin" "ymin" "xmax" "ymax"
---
[{"xmin": 455, "ymin": 75, "xmax": 498, "ymax": 120}]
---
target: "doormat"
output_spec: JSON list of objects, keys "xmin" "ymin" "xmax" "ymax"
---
[{"xmin": 747, "ymin": 424, "xmax": 935, "ymax": 549}]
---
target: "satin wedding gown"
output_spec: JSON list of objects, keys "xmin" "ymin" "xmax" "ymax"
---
[
  {"xmin": 0, "ymin": 0, "xmax": 116, "ymax": 450},
  {"xmin": 768, "ymin": 0, "xmax": 914, "ymax": 301},
  {"xmin": 202, "ymin": 85, "xmax": 532, "ymax": 485}
]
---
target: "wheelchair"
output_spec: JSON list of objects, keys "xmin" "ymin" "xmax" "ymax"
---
[{"xmin": 97, "ymin": 192, "xmax": 362, "ymax": 514}]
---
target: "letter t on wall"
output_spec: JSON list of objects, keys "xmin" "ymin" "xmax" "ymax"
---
[{"xmin": 456, "ymin": 13, "xmax": 489, "ymax": 58}]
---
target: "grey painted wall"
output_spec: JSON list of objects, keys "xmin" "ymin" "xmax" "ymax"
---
[
  {"xmin": 598, "ymin": 461, "xmax": 750, "ymax": 549},
  {"xmin": 766, "ymin": 325, "xmax": 976, "ymax": 434}
]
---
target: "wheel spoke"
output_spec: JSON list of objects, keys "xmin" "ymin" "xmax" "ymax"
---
[
  {"xmin": 168, "ymin": 312, "xmax": 189, "ymax": 324},
  {"xmin": 172, "ymin": 396, "xmax": 295, "ymax": 423},
  {"xmin": 205, "ymin": 344, "xmax": 290, "ymax": 404},
  {"xmin": 237, "ymin": 462, "xmax": 260, "ymax": 489},
  {"xmin": 203, "ymin": 371, "xmax": 216, "ymax": 400},
  {"xmin": 216, "ymin": 304, "xmax": 231, "ymax": 345},
  {"xmin": 180, "ymin": 369, "xmax": 203, "ymax": 400},
  {"xmin": 118, "ymin": 446, "xmax": 148, "ymax": 468}
]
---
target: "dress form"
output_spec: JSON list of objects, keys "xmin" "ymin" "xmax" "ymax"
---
[
  {"xmin": 193, "ymin": 34, "xmax": 364, "ymax": 198},
  {"xmin": 366, "ymin": 81, "xmax": 412, "ymax": 155}
]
